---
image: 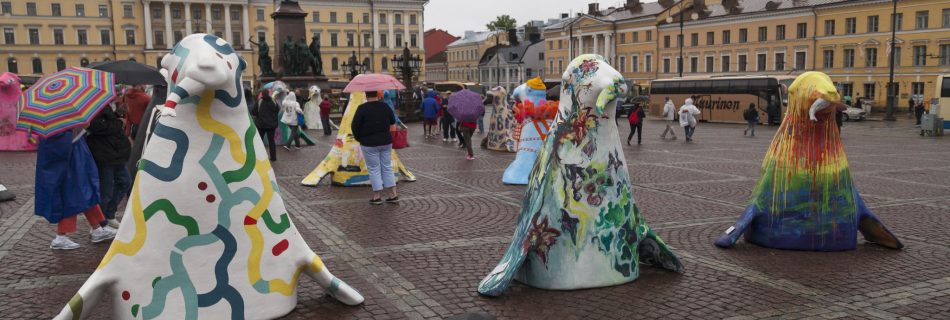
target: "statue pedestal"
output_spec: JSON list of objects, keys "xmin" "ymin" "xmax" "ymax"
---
[
  {"xmin": 261, "ymin": 74, "xmax": 330, "ymax": 91},
  {"xmin": 271, "ymin": 1, "xmax": 307, "ymax": 76}
]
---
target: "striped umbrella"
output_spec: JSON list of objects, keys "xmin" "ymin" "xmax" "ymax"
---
[{"xmin": 16, "ymin": 67, "xmax": 116, "ymax": 138}]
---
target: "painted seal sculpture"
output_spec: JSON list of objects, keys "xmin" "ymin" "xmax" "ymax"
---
[
  {"xmin": 55, "ymin": 34, "xmax": 363, "ymax": 320},
  {"xmin": 0, "ymin": 72, "xmax": 35, "ymax": 151},
  {"xmin": 478, "ymin": 55, "xmax": 683, "ymax": 296},
  {"xmin": 502, "ymin": 80, "xmax": 555, "ymax": 185},
  {"xmin": 714, "ymin": 71, "xmax": 903, "ymax": 251},
  {"xmin": 480, "ymin": 86, "xmax": 517, "ymax": 152}
]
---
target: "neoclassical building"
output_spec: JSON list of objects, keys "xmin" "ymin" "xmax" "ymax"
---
[{"xmin": 0, "ymin": 0, "xmax": 428, "ymax": 85}]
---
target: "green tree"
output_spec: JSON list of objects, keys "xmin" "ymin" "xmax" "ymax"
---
[{"xmin": 486, "ymin": 15, "xmax": 517, "ymax": 31}]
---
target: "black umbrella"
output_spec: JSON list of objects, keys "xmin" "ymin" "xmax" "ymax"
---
[{"xmin": 90, "ymin": 60, "xmax": 165, "ymax": 85}]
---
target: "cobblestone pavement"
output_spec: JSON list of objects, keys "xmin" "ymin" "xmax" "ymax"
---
[{"xmin": 1, "ymin": 116, "xmax": 948, "ymax": 319}]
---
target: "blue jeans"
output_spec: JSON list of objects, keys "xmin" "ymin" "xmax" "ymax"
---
[
  {"xmin": 97, "ymin": 164, "xmax": 131, "ymax": 224},
  {"xmin": 684, "ymin": 126, "xmax": 696, "ymax": 139},
  {"xmin": 360, "ymin": 144, "xmax": 396, "ymax": 192},
  {"xmin": 477, "ymin": 117, "xmax": 485, "ymax": 133},
  {"xmin": 746, "ymin": 121, "xmax": 756, "ymax": 136}
]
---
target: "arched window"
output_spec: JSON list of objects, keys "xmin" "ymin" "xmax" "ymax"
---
[
  {"xmin": 7, "ymin": 58, "xmax": 18, "ymax": 74},
  {"xmin": 80, "ymin": 58, "xmax": 90, "ymax": 67},
  {"xmin": 56, "ymin": 58, "xmax": 66, "ymax": 71},
  {"xmin": 381, "ymin": 57, "xmax": 388, "ymax": 71},
  {"xmin": 32, "ymin": 58, "xmax": 42, "ymax": 74},
  {"xmin": 331, "ymin": 57, "xmax": 338, "ymax": 71},
  {"xmin": 129, "ymin": 58, "xmax": 136, "ymax": 62}
]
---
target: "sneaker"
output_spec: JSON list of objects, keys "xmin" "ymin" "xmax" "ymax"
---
[
  {"xmin": 369, "ymin": 198, "xmax": 383, "ymax": 205},
  {"xmin": 744, "ymin": 129, "xmax": 748, "ymax": 136},
  {"xmin": 107, "ymin": 219, "xmax": 120, "ymax": 229},
  {"xmin": 283, "ymin": 145, "xmax": 291, "ymax": 151},
  {"xmin": 50, "ymin": 237, "xmax": 80, "ymax": 250},
  {"xmin": 385, "ymin": 196, "xmax": 400, "ymax": 203},
  {"xmin": 90, "ymin": 227, "xmax": 117, "ymax": 243},
  {"xmin": 452, "ymin": 138, "xmax": 458, "ymax": 142},
  {"xmin": 466, "ymin": 155, "xmax": 475, "ymax": 161}
]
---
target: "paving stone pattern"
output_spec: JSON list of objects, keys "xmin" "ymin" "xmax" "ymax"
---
[{"xmin": 0, "ymin": 118, "xmax": 948, "ymax": 319}]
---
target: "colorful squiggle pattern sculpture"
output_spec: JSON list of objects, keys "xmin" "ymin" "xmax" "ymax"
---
[
  {"xmin": 55, "ymin": 34, "xmax": 363, "ymax": 320},
  {"xmin": 714, "ymin": 71, "xmax": 903, "ymax": 251},
  {"xmin": 479, "ymin": 55, "xmax": 683, "ymax": 296}
]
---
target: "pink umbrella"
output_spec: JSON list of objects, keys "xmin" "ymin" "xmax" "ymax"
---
[{"xmin": 343, "ymin": 73, "xmax": 406, "ymax": 93}]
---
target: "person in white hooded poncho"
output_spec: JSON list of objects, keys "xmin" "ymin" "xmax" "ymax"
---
[
  {"xmin": 679, "ymin": 98, "xmax": 700, "ymax": 142},
  {"xmin": 281, "ymin": 92, "xmax": 305, "ymax": 149},
  {"xmin": 303, "ymin": 85, "xmax": 324, "ymax": 130}
]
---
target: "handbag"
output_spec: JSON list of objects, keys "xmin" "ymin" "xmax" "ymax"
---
[{"xmin": 391, "ymin": 124, "xmax": 409, "ymax": 149}]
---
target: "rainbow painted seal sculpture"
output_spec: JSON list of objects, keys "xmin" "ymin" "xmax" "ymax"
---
[
  {"xmin": 714, "ymin": 71, "xmax": 903, "ymax": 251},
  {"xmin": 56, "ymin": 34, "xmax": 363, "ymax": 320},
  {"xmin": 479, "ymin": 55, "xmax": 682, "ymax": 296}
]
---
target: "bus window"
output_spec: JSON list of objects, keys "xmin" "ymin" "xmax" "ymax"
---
[
  {"xmin": 942, "ymin": 76, "xmax": 950, "ymax": 98},
  {"xmin": 730, "ymin": 79, "xmax": 749, "ymax": 91}
]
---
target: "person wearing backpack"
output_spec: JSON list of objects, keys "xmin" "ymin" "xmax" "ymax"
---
[
  {"xmin": 660, "ymin": 97, "xmax": 677, "ymax": 140},
  {"xmin": 743, "ymin": 103, "xmax": 759, "ymax": 137},
  {"xmin": 627, "ymin": 102, "xmax": 646, "ymax": 145}
]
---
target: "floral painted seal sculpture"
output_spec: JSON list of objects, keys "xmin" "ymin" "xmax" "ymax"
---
[
  {"xmin": 55, "ymin": 34, "xmax": 363, "ymax": 320},
  {"xmin": 478, "ymin": 54, "xmax": 683, "ymax": 296},
  {"xmin": 714, "ymin": 71, "xmax": 903, "ymax": 251}
]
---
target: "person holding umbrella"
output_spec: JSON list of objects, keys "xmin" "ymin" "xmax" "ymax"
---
[
  {"xmin": 352, "ymin": 91, "xmax": 399, "ymax": 204},
  {"xmin": 448, "ymin": 89, "xmax": 485, "ymax": 160}
]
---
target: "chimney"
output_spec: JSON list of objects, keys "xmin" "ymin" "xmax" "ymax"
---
[
  {"xmin": 625, "ymin": 0, "xmax": 641, "ymax": 8},
  {"xmin": 464, "ymin": 30, "xmax": 475, "ymax": 39},
  {"xmin": 588, "ymin": 3, "xmax": 600, "ymax": 15},
  {"xmin": 507, "ymin": 29, "xmax": 519, "ymax": 46},
  {"xmin": 561, "ymin": 13, "xmax": 569, "ymax": 19},
  {"xmin": 529, "ymin": 33, "xmax": 542, "ymax": 43}
]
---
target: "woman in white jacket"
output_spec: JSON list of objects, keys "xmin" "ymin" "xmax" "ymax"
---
[
  {"xmin": 281, "ymin": 92, "xmax": 305, "ymax": 150},
  {"xmin": 678, "ymin": 98, "xmax": 701, "ymax": 142}
]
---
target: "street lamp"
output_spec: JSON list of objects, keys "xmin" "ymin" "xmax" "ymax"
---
[
  {"xmin": 666, "ymin": 5, "xmax": 699, "ymax": 78},
  {"xmin": 341, "ymin": 51, "xmax": 367, "ymax": 80},
  {"xmin": 884, "ymin": 0, "xmax": 898, "ymax": 121},
  {"xmin": 391, "ymin": 44, "xmax": 422, "ymax": 119}
]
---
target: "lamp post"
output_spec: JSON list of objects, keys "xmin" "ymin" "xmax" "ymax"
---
[
  {"xmin": 666, "ymin": 4, "xmax": 698, "ymax": 78},
  {"xmin": 884, "ymin": 0, "xmax": 898, "ymax": 121},
  {"xmin": 341, "ymin": 51, "xmax": 367, "ymax": 80},
  {"xmin": 391, "ymin": 44, "xmax": 422, "ymax": 119}
]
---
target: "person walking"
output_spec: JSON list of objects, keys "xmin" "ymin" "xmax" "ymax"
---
[
  {"xmin": 660, "ymin": 97, "xmax": 677, "ymax": 140},
  {"xmin": 440, "ymin": 93, "xmax": 457, "ymax": 142},
  {"xmin": 351, "ymin": 91, "xmax": 399, "ymax": 204},
  {"xmin": 86, "ymin": 105, "xmax": 131, "ymax": 229},
  {"xmin": 123, "ymin": 85, "xmax": 151, "ymax": 139},
  {"xmin": 458, "ymin": 120, "xmax": 477, "ymax": 160},
  {"xmin": 35, "ymin": 128, "xmax": 117, "ymax": 250},
  {"xmin": 679, "ymin": 98, "xmax": 700, "ymax": 142},
  {"xmin": 253, "ymin": 90, "xmax": 280, "ymax": 161},
  {"xmin": 281, "ymin": 92, "xmax": 304, "ymax": 150},
  {"xmin": 420, "ymin": 91, "xmax": 439, "ymax": 138},
  {"xmin": 626, "ymin": 103, "xmax": 645, "ymax": 145},
  {"xmin": 319, "ymin": 94, "xmax": 333, "ymax": 136},
  {"xmin": 914, "ymin": 100, "xmax": 925, "ymax": 125},
  {"xmin": 743, "ymin": 103, "xmax": 759, "ymax": 137}
]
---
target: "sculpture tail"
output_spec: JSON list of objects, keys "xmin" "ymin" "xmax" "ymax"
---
[
  {"xmin": 855, "ymin": 193, "xmax": 903, "ymax": 249},
  {"xmin": 391, "ymin": 153, "xmax": 416, "ymax": 182},
  {"xmin": 304, "ymin": 253, "xmax": 364, "ymax": 306},
  {"xmin": 638, "ymin": 226, "xmax": 684, "ymax": 273},
  {"xmin": 301, "ymin": 156, "xmax": 339, "ymax": 186},
  {"xmin": 54, "ymin": 271, "xmax": 110, "ymax": 320},
  {"xmin": 714, "ymin": 205, "xmax": 759, "ymax": 248}
]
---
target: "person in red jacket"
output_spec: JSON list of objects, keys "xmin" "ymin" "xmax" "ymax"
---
[
  {"xmin": 123, "ymin": 85, "xmax": 151, "ymax": 139},
  {"xmin": 319, "ymin": 94, "xmax": 332, "ymax": 136}
]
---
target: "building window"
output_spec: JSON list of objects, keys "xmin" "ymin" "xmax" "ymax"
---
[
  {"xmin": 721, "ymin": 30, "xmax": 731, "ymax": 45},
  {"xmin": 738, "ymin": 54, "xmax": 747, "ymax": 71},
  {"xmin": 1, "ymin": 2, "xmax": 10, "ymax": 15},
  {"xmin": 548, "ymin": 59, "xmax": 554, "ymax": 73},
  {"xmin": 758, "ymin": 27, "xmax": 767, "ymax": 42},
  {"xmin": 395, "ymin": 13, "xmax": 402, "ymax": 24},
  {"xmin": 3, "ymin": 28, "xmax": 14, "ymax": 44},
  {"xmin": 381, "ymin": 57, "xmax": 388, "ymax": 71},
  {"xmin": 629, "ymin": 31, "xmax": 637, "ymax": 43},
  {"xmin": 913, "ymin": 45, "xmax": 926, "ymax": 66},
  {"xmin": 410, "ymin": 14, "xmax": 417, "ymax": 25},
  {"xmin": 845, "ymin": 18, "xmax": 856, "ymax": 34},
  {"xmin": 362, "ymin": 13, "xmax": 369, "ymax": 24},
  {"xmin": 619, "ymin": 56, "xmax": 626, "ymax": 73},
  {"xmin": 123, "ymin": 4, "xmax": 133, "ymax": 18},
  {"xmin": 53, "ymin": 29, "xmax": 64, "ymax": 45},
  {"xmin": 632, "ymin": 55, "xmax": 639, "ymax": 73},
  {"xmin": 912, "ymin": 82, "xmax": 925, "ymax": 96},
  {"xmin": 28, "ymin": 28, "xmax": 39, "ymax": 45},
  {"xmin": 739, "ymin": 28, "xmax": 748, "ymax": 43},
  {"xmin": 56, "ymin": 58, "xmax": 66, "ymax": 71},
  {"xmin": 154, "ymin": 30, "xmax": 164, "ymax": 46},
  {"xmin": 99, "ymin": 4, "xmax": 108, "ymax": 17},
  {"xmin": 126, "ymin": 30, "xmax": 135, "ymax": 45},
  {"xmin": 76, "ymin": 4, "xmax": 84, "ymax": 16},
  {"xmin": 100, "ymin": 29, "xmax": 110, "ymax": 45},
  {"xmin": 705, "ymin": 56, "xmax": 714, "ymax": 73},
  {"xmin": 52, "ymin": 3, "xmax": 61, "ymax": 16},
  {"xmin": 646, "ymin": 30, "xmax": 652, "ymax": 41},
  {"xmin": 690, "ymin": 33, "xmax": 698, "ymax": 46},
  {"xmin": 79, "ymin": 58, "xmax": 88, "ymax": 67},
  {"xmin": 192, "ymin": 8, "xmax": 201, "ymax": 20},
  {"xmin": 797, "ymin": 23, "xmax": 807, "ymax": 39},
  {"xmin": 346, "ymin": 12, "xmax": 352, "ymax": 23},
  {"xmin": 690, "ymin": 57, "xmax": 698, "ymax": 73},
  {"xmin": 174, "ymin": 31, "xmax": 183, "ymax": 44},
  {"xmin": 212, "ymin": 7, "xmax": 221, "ymax": 20},
  {"xmin": 865, "ymin": 48, "xmax": 877, "ymax": 67},
  {"xmin": 331, "ymin": 57, "xmax": 338, "ymax": 71},
  {"xmin": 756, "ymin": 53, "xmax": 766, "ymax": 71},
  {"xmin": 843, "ymin": 49, "xmax": 854, "ymax": 68},
  {"xmin": 329, "ymin": 12, "xmax": 337, "ymax": 23},
  {"xmin": 823, "ymin": 50, "xmax": 833, "ymax": 68},
  {"xmin": 645, "ymin": 54, "xmax": 652, "ymax": 72},
  {"xmin": 363, "ymin": 33, "xmax": 371, "ymax": 47},
  {"xmin": 839, "ymin": 83, "xmax": 853, "ymax": 98},
  {"xmin": 231, "ymin": 9, "xmax": 239, "ymax": 21},
  {"xmin": 379, "ymin": 13, "xmax": 386, "ymax": 24},
  {"xmin": 346, "ymin": 33, "xmax": 354, "ymax": 47},
  {"xmin": 940, "ymin": 44, "xmax": 950, "ymax": 65},
  {"xmin": 915, "ymin": 11, "xmax": 928, "ymax": 29},
  {"xmin": 77, "ymin": 29, "xmax": 87, "ymax": 45},
  {"xmin": 721, "ymin": 55, "xmax": 730, "ymax": 72},
  {"xmin": 706, "ymin": 32, "xmax": 714, "ymax": 45},
  {"xmin": 329, "ymin": 33, "xmax": 338, "ymax": 47},
  {"xmin": 410, "ymin": 34, "xmax": 417, "ymax": 47},
  {"xmin": 663, "ymin": 58, "xmax": 670, "ymax": 73},
  {"xmin": 32, "ymin": 58, "xmax": 42, "ymax": 74},
  {"xmin": 256, "ymin": 8, "xmax": 264, "ymax": 21},
  {"xmin": 867, "ymin": 15, "xmax": 879, "ymax": 33},
  {"xmin": 395, "ymin": 34, "xmax": 402, "ymax": 47},
  {"xmin": 257, "ymin": 31, "xmax": 265, "ymax": 43},
  {"xmin": 942, "ymin": 9, "xmax": 950, "ymax": 28},
  {"xmin": 863, "ymin": 83, "xmax": 875, "ymax": 99},
  {"xmin": 663, "ymin": 35, "xmax": 670, "ymax": 48},
  {"xmin": 380, "ymin": 33, "xmax": 387, "ymax": 47},
  {"xmin": 795, "ymin": 51, "xmax": 806, "ymax": 70},
  {"xmin": 775, "ymin": 52, "xmax": 785, "ymax": 71},
  {"xmin": 619, "ymin": 33, "xmax": 626, "ymax": 44},
  {"xmin": 892, "ymin": 46, "xmax": 901, "ymax": 66},
  {"xmin": 153, "ymin": 7, "xmax": 162, "ymax": 19},
  {"xmin": 173, "ymin": 7, "xmax": 181, "ymax": 19},
  {"xmin": 6, "ymin": 58, "xmax": 16, "ymax": 73},
  {"xmin": 26, "ymin": 2, "xmax": 36, "ymax": 16},
  {"xmin": 824, "ymin": 20, "xmax": 835, "ymax": 36}
]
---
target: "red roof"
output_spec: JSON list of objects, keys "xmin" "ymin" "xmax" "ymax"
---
[{"xmin": 424, "ymin": 29, "xmax": 460, "ymax": 59}]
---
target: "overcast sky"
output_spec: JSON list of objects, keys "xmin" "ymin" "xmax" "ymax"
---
[{"xmin": 424, "ymin": 0, "xmax": 652, "ymax": 36}]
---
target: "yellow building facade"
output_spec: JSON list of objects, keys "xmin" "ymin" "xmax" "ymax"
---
[
  {"xmin": 0, "ymin": 0, "xmax": 427, "ymax": 85},
  {"xmin": 445, "ymin": 30, "xmax": 507, "ymax": 83}
]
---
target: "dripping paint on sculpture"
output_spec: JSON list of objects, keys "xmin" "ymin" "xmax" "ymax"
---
[
  {"xmin": 714, "ymin": 71, "xmax": 903, "ymax": 251},
  {"xmin": 56, "ymin": 34, "xmax": 363, "ymax": 320}
]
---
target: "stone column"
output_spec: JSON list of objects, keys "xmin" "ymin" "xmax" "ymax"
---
[
  {"xmin": 403, "ymin": 12, "xmax": 409, "ymax": 48},
  {"xmin": 184, "ymin": 2, "xmax": 192, "ymax": 35},
  {"xmin": 205, "ymin": 4, "xmax": 212, "ymax": 34},
  {"xmin": 593, "ymin": 34, "xmax": 599, "ymax": 55},
  {"xmin": 387, "ymin": 11, "xmax": 394, "ymax": 49},
  {"xmin": 605, "ymin": 33, "xmax": 611, "ymax": 61},
  {"xmin": 163, "ymin": 1, "xmax": 172, "ymax": 46},
  {"xmin": 143, "ymin": 0, "xmax": 153, "ymax": 49},
  {"xmin": 578, "ymin": 35, "xmax": 584, "ymax": 54},
  {"xmin": 417, "ymin": 12, "xmax": 424, "ymax": 50},
  {"xmin": 242, "ymin": 4, "xmax": 250, "ymax": 49},
  {"xmin": 224, "ymin": 4, "xmax": 232, "ymax": 43},
  {"xmin": 372, "ymin": 11, "xmax": 380, "ymax": 49}
]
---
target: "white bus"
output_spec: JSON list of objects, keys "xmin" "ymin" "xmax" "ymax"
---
[
  {"xmin": 937, "ymin": 74, "xmax": 950, "ymax": 128},
  {"xmin": 649, "ymin": 75, "xmax": 794, "ymax": 124}
]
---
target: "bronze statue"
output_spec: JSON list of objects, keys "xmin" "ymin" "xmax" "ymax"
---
[
  {"xmin": 249, "ymin": 36, "xmax": 275, "ymax": 76},
  {"xmin": 309, "ymin": 35, "xmax": 324, "ymax": 76},
  {"xmin": 296, "ymin": 37, "xmax": 312, "ymax": 76},
  {"xmin": 282, "ymin": 36, "xmax": 297, "ymax": 75}
]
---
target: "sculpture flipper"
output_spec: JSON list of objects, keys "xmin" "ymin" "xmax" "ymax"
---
[
  {"xmin": 714, "ymin": 205, "xmax": 760, "ymax": 248},
  {"xmin": 638, "ymin": 225, "xmax": 684, "ymax": 273},
  {"xmin": 855, "ymin": 192, "xmax": 903, "ymax": 249},
  {"xmin": 54, "ymin": 272, "xmax": 111, "ymax": 320},
  {"xmin": 303, "ymin": 252, "xmax": 364, "ymax": 305}
]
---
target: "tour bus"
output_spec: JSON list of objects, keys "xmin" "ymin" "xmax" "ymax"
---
[
  {"xmin": 937, "ymin": 74, "xmax": 950, "ymax": 128},
  {"xmin": 432, "ymin": 81, "xmax": 467, "ymax": 93},
  {"xmin": 648, "ymin": 75, "xmax": 794, "ymax": 124}
]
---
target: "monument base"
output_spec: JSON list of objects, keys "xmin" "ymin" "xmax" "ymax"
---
[{"xmin": 261, "ymin": 74, "xmax": 330, "ymax": 91}]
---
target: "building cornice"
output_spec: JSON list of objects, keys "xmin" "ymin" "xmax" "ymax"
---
[{"xmin": 658, "ymin": 9, "xmax": 812, "ymax": 31}]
